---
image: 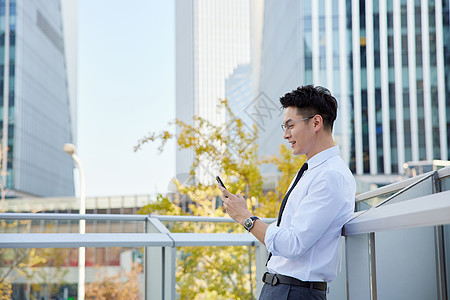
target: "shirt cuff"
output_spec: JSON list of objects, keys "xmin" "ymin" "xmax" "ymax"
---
[{"xmin": 264, "ymin": 223, "xmax": 281, "ymax": 253}]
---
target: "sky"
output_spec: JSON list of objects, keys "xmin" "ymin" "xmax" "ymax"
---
[{"xmin": 77, "ymin": 0, "xmax": 176, "ymax": 197}]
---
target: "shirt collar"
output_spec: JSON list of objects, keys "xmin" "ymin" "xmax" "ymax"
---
[{"xmin": 306, "ymin": 145, "xmax": 340, "ymax": 170}]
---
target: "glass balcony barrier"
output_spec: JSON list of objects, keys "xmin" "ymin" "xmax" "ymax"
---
[
  {"xmin": 0, "ymin": 213, "xmax": 275, "ymax": 299},
  {"xmin": 345, "ymin": 166, "xmax": 450, "ymax": 300},
  {"xmin": 1, "ymin": 166, "xmax": 450, "ymax": 299}
]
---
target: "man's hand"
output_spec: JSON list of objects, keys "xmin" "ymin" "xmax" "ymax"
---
[
  {"xmin": 217, "ymin": 186, "xmax": 252, "ymax": 225},
  {"xmin": 217, "ymin": 185, "xmax": 268, "ymax": 244}
]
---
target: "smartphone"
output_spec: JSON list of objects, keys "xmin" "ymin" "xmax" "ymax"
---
[
  {"xmin": 216, "ymin": 176, "xmax": 227, "ymax": 189},
  {"xmin": 216, "ymin": 176, "xmax": 228, "ymax": 198}
]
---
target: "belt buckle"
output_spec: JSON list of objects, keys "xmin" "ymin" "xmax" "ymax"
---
[{"xmin": 270, "ymin": 274, "xmax": 279, "ymax": 286}]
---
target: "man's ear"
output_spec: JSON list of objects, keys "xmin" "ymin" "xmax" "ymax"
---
[{"xmin": 312, "ymin": 115, "xmax": 323, "ymax": 132}]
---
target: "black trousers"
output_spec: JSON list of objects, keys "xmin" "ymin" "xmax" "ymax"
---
[{"xmin": 258, "ymin": 283, "xmax": 326, "ymax": 300}]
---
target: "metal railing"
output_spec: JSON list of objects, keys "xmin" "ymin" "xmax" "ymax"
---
[
  {"xmin": 1, "ymin": 166, "xmax": 450, "ymax": 299},
  {"xmin": 0, "ymin": 213, "xmax": 275, "ymax": 299}
]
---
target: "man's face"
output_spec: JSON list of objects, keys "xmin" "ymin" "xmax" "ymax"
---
[{"xmin": 282, "ymin": 106, "xmax": 314, "ymax": 156}]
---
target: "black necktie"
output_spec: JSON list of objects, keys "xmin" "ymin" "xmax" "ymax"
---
[{"xmin": 266, "ymin": 162, "xmax": 308, "ymax": 264}]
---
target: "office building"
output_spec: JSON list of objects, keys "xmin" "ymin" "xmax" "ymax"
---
[
  {"xmin": 0, "ymin": 0, "xmax": 76, "ymax": 197},
  {"xmin": 175, "ymin": 0, "xmax": 251, "ymax": 180},
  {"xmin": 257, "ymin": 0, "xmax": 450, "ymax": 188},
  {"xmin": 225, "ymin": 64, "xmax": 253, "ymax": 127}
]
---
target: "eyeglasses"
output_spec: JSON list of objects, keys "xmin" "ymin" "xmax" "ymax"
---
[{"xmin": 281, "ymin": 116, "xmax": 314, "ymax": 132}]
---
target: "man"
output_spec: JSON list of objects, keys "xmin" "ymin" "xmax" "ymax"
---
[{"xmin": 218, "ymin": 85, "xmax": 356, "ymax": 299}]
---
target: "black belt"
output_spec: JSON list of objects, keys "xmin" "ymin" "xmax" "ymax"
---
[{"xmin": 262, "ymin": 272, "xmax": 327, "ymax": 291}]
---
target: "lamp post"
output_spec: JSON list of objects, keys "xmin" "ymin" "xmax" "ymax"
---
[{"xmin": 63, "ymin": 143, "xmax": 86, "ymax": 300}]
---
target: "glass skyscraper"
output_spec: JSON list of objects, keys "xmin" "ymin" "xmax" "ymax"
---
[
  {"xmin": 0, "ymin": 0, "xmax": 75, "ymax": 197},
  {"xmin": 175, "ymin": 0, "xmax": 251, "ymax": 180}
]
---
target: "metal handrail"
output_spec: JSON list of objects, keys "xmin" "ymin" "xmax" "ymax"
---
[
  {"xmin": 0, "ymin": 213, "xmax": 276, "ymax": 224},
  {"xmin": 0, "ymin": 232, "xmax": 259, "ymax": 248},
  {"xmin": 0, "ymin": 213, "xmax": 268, "ymax": 249}
]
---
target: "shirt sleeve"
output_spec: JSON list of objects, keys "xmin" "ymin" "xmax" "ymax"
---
[{"xmin": 265, "ymin": 170, "xmax": 350, "ymax": 259}]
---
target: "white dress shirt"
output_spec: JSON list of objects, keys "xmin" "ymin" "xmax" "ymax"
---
[{"xmin": 264, "ymin": 146, "xmax": 356, "ymax": 282}]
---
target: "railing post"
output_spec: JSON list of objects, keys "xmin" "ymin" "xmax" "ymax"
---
[
  {"xmin": 145, "ymin": 217, "xmax": 174, "ymax": 300},
  {"xmin": 433, "ymin": 171, "xmax": 448, "ymax": 300},
  {"xmin": 163, "ymin": 245, "xmax": 176, "ymax": 300},
  {"xmin": 145, "ymin": 246, "xmax": 164, "ymax": 300},
  {"xmin": 434, "ymin": 225, "xmax": 448, "ymax": 300},
  {"xmin": 345, "ymin": 233, "xmax": 376, "ymax": 300},
  {"xmin": 254, "ymin": 242, "xmax": 267, "ymax": 298}
]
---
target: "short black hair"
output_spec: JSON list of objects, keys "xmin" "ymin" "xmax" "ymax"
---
[{"xmin": 279, "ymin": 85, "xmax": 338, "ymax": 131}]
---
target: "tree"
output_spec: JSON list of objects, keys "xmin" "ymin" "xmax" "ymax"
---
[
  {"xmin": 0, "ymin": 279, "xmax": 11, "ymax": 300},
  {"xmin": 136, "ymin": 99, "xmax": 305, "ymax": 299}
]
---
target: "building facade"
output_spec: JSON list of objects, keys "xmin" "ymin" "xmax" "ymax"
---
[
  {"xmin": 175, "ymin": 0, "xmax": 251, "ymax": 180},
  {"xmin": 257, "ymin": 0, "xmax": 450, "ymax": 186},
  {"xmin": 0, "ymin": 0, "xmax": 76, "ymax": 197},
  {"xmin": 225, "ymin": 64, "xmax": 253, "ymax": 126},
  {"xmin": 174, "ymin": 0, "xmax": 450, "ymax": 190}
]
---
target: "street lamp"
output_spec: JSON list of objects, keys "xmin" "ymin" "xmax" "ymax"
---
[{"xmin": 63, "ymin": 143, "xmax": 86, "ymax": 300}]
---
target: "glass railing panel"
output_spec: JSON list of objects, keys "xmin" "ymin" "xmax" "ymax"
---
[
  {"xmin": 374, "ymin": 226, "xmax": 439, "ymax": 299},
  {"xmin": 0, "ymin": 219, "xmax": 31, "ymax": 233},
  {"xmin": 354, "ymin": 172, "xmax": 439, "ymax": 211},
  {"xmin": 0, "ymin": 219, "xmax": 63, "ymax": 234},
  {"xmin": 327, "ymin": 238, "xmax": 347, "ymax": 300},
  {"xmin": 440, "ymin": 175, "xmax": 450, "ymax": 192},
  {"xmin": 174, "ymin": 245, "xmax": 255, "ymax": 299},
  {"xmin": 160, "ymin": 220, "xmax": 244, "ymax": 234},
  {"xmin": 1, "ymin": 248, "xmax": 78, "ymax": 299},
  {"xmin": 355, "ymin": 191, "xmax": 398, "ymax": 211},
  {"xmin": 356, "ymin": 175, "xmax": 435, "ymax": 212},
  {"xmin": 48, "ymin": 220, "xmax": 80, "ymax": 233},
  {"xmin": 0, "ymin": 247, "xmax": 144, "ymax": 299},
  {"xmin": 85, "ymin": 247, "xmax": 144, "ymax": 299},
  {"xmin": 379, "ymin": 175, "xmax": 435, "ymax": 206},
  {"xmin": 87, "ymin": 220, "xmax": 145, "ymax": 233}
]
